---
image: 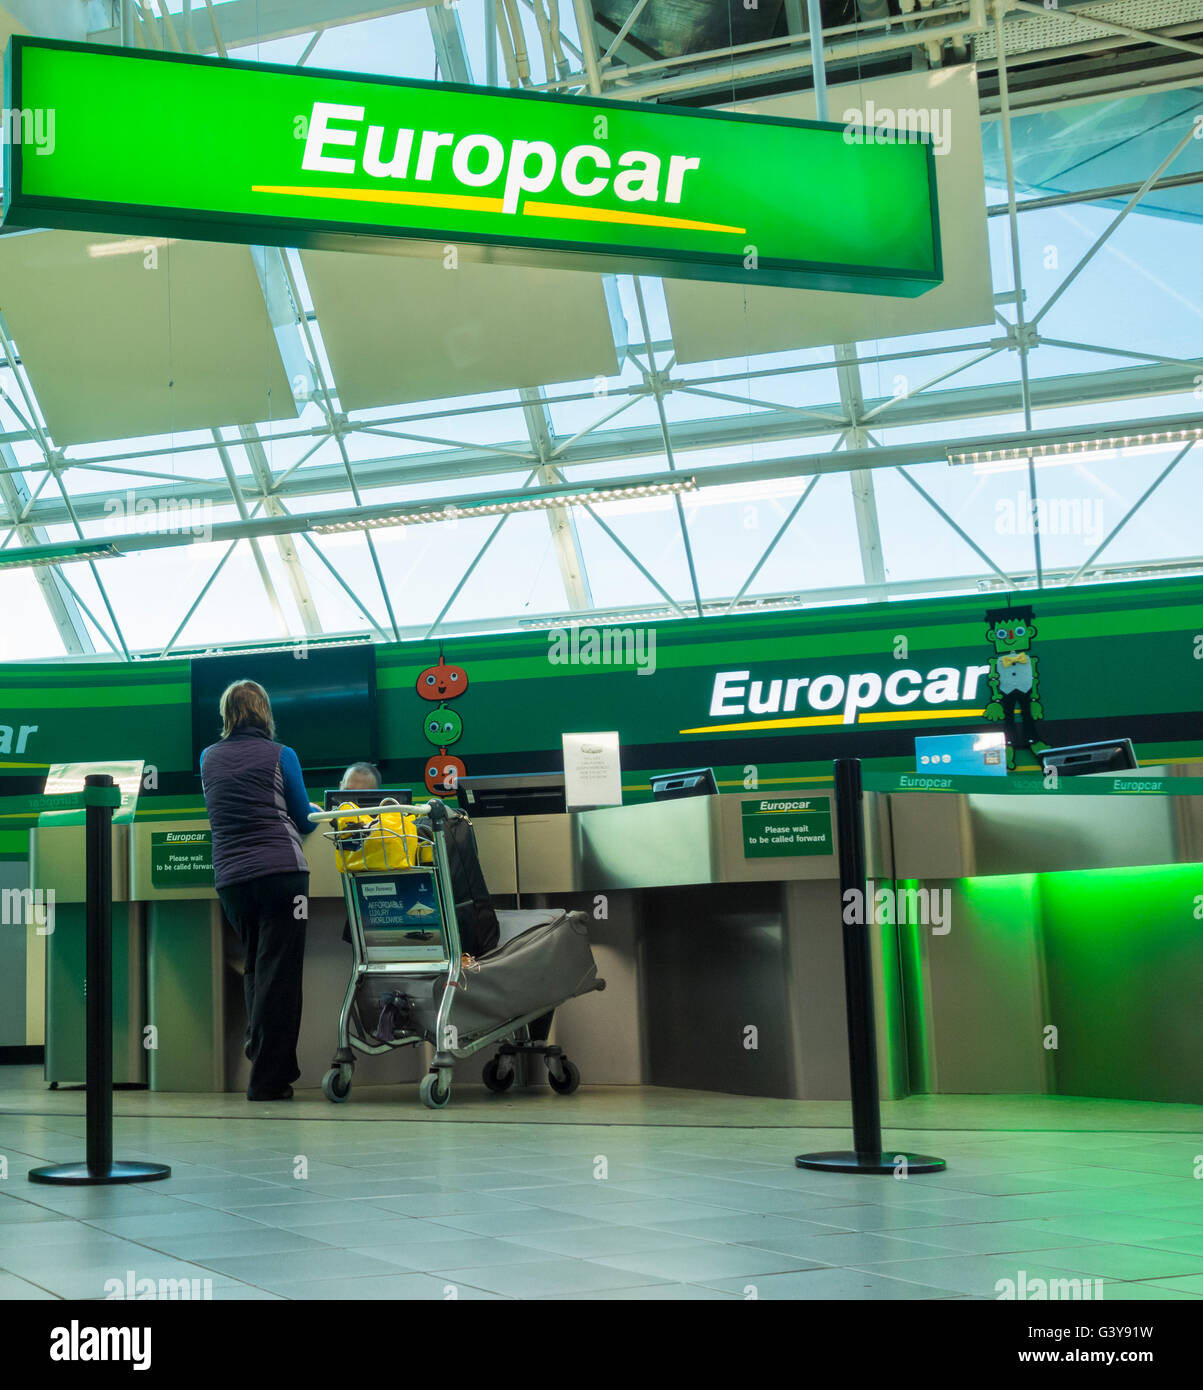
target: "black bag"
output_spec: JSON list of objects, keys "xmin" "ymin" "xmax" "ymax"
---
[{"xmin": 437, "ymin": 810, "xmax": 500, "ymax": 958}]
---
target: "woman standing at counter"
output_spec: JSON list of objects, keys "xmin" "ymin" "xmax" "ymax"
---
[{"xmin": 200, "ymin": 680, "xmax": 318, "ymax": 1102}]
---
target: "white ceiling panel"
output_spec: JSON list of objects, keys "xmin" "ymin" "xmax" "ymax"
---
[
  {"xmin": 0, "ymin": 230, "xmax": 297, "ymax": 446},
  {"xmin": 662, "ymin": 66, "xmax": 996, "ymax": 363},
  {"xmin": 300, "ymin": 250, "xmax": 624, "ymax": 411}
]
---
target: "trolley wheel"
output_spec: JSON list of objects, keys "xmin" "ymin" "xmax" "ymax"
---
[
  {"xmin": 482, "ymin": 1056, "xmax": 515, "ymax": 1094},
  {"xmin": 548, "ymin": 1058, "xmax": 580, "ymax": 1095},
  {"xmin": 322, "ymin": 1067, "xmax": 352, "ymax": 1103},
  {"xmin": 420, "ymin": 1072, "xmax": 450, "ymax": 1109}
]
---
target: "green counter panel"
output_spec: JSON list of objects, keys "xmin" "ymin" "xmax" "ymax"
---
[
  {"xmin": 44, "ymin": 903, "xmax": 146, "ymax": 1086},
  {"xmin": 146, "ymin": 900, "xmax": 224, "ymax": 1092},
  {"xmin": 1039, "ymin": 864, "xmax": 1203, "ymax": 1105}
]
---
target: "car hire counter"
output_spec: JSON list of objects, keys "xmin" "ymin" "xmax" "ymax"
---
[{"xmin": 29, "ymin": 769, "xmax": 1203, "ymax": 1105}]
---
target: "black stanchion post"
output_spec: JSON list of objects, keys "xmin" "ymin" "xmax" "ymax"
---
[
  {"xmin": 796, "ymin": 757, "xmax": 944, "ymax": 1175},
  {"xmin": 29, "ymin": 775, "xmax": 171, "ymax": 1187},
  {"xmin": 87, "ymin": 768, "xmax": 114, "ymax": 1176}
]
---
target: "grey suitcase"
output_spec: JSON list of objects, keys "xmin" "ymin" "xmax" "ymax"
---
[{"xmin": 418, "ymin": 909, "xmax": 603, "ymax": 1046}]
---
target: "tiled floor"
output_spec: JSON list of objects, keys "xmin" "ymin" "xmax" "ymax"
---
[{"xmin": 2, "ymin": 1075, "xmax": 1202, "ymax": 1301}]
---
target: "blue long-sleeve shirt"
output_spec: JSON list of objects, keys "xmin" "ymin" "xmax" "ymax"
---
[{"xmin": 200, "ymin": 727, "xmax": 314, "ymax": 889}]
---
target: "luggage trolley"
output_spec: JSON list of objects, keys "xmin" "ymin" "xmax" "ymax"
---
[{"xmin": 311, "ymin": 796, "xmax": 600, "ymax": 1109}]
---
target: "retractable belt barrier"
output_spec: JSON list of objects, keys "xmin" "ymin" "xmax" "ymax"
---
[
  {"xmin": 795, "ymin": 758, "xmax": 945, "ymax": 1177},
  {"xmin": 26, "ymin": 775, "xmax": 171, "ymax": 1187}
]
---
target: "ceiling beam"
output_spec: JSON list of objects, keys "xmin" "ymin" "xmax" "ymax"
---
[
  {"xmin": 89, "ymin": 0, "xmax": 442, "ymax": 51},
  {"xmin": 13, "ymin": 362, "xmax": 1202, "ymax": 529}
]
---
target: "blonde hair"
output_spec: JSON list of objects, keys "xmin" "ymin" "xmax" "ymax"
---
[{"xmin": 219, "ymin": 680, "xmax": 275, "ymax": 740}]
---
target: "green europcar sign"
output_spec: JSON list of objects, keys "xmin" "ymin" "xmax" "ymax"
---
[{"xmin": 2, "ymin": 37, "xmax": 942, "ymax": 295}]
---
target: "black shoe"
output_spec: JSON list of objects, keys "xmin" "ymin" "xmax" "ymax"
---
[{"xmin": 247, "ymin": 1085, "xmax": 293, "ymax": 1102}]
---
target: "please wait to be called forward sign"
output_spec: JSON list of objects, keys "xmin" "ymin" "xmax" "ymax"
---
[{"xmin": 741, "ymin": 796, "xmax": 832, "ymax": 858}]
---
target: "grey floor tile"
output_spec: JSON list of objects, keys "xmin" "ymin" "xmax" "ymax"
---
[
  {"xmin": 426, "ymin": 1208, "xmax": 606, "ymax": 1237},
  {"xmin": 1039, "ymin": 1245, "xmax": 1203, "ymax": 1281},
  {"xmin": 365, "ymin": 1192, "xmax": 533, "ymax": 1219},
  {"xmin": 286, "ymin": 1216, "xmax": 460, "ymax": 1249},
  {"xmin": 2, "ymin": 1236, "xmax": 192, "ymax": 1277},
  {"xmin": 134, "ymin": 1228, "xmax": 334, "ymax": 1261},
  {"xmin": 594, "ymin": 1243, "xmax": 819, "ymax": 1282},
  {"xmin": 190, "ymin": 1247, "xmax": 403, "ymax": 1288},
  {"xmin": 0, "ymin": 1270, "xmax": 61, "ymax": 1299},
  {"xmin": 234, "ymin": 1200, "xmax": 400, "ymax": 1230},
  {"xmin": 1133, "ymin": 1205, "xmax": 1203, "ymax": 1228},
  {"xmin": 646, "ymin": 1211, "xmax": 847, "ymax": 1245},
  {"xmin": 1135, "ymin": 1232, "xmax": 1203, "ymax": 1257},
  {"xmin": 850, "ymin": 1253, "xmax": 1108, "ymax": 1298},
  {"xmin": 737, "ymin": 1229, "xmax": 955, "ymax": 1265},
  {"xmin": 3, "ymin": 1256, "xmax": 226, "ymax": 1301},
  {"xmin": 799, "ymin": 1205, "xmax": 981, "ymax": 1234},
  {"xmin": 269, "ymin": 1273, "xmax": 508, "ymax": 1299},
  {"xmin": 433, "ymin": 1257, "xmax": 670, "ymax": 1298},
  {"xmin": 17, "ymin": 1191, "xmax": 204, "ymax": 1219},
  {"xmin": 544, "ymin": 1283, "xmax": 740, "ymax": 1300},
  {"xmin": 82, "ymin": 1210, "xmax": 269, "ymax": 1240},
  {"xmin": 1102, "ymin": 1281, "xmax": 1203, "ymax": 1300},
  {"xmin": 0, "ymin": 1197, "xmax": 75, "ymax": 1226},
  {"xmin": 703, "ymin": 1267, "xmax": 951, "ymax": 1299},
  {"xmin": 295, "ymin": 1178, "xmax": 449, "ymax": 1200},
  {"xmin": 566, "ymin": 1198, "xmax": 773, "ymax": 1227},
  {"xmin": 501, "ymin": 1225, "xmax": 722, "ymax": 1260},
  {"xmin": 182, "ymin": 1187, "xmax": 326, "ymax": 1211},
  {"xmin": 149, "ymin": 1176, "xmax": 282, "ymax": 1197},
  {"xmin": 891, "ymin": 1223, "xmax": 1105, "ymax": 1257},
  {"xmin": 193, "ymin": 1284, "xmax": 286, "ymax": 1300},
  {"xmin": 1011, "ymin": 1215, "xmax": 1202, "ymax": 1244},
  {"xmin": 347, "ymin": 1236, "xmax": 551, "ymax": 1271}
]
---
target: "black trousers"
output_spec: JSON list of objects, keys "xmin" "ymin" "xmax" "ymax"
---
[
  {"xmin": 1000, "ymin": 688, "xmax": 1040, "ymax": 749},
  {"xmin": 218, "ymin": 871, "xmax": 309, "ymax": 1096}
]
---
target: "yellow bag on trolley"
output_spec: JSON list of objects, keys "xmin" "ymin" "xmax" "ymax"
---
[{"xmin": 331, "ymin": 800, "xmax": 433, "ymax": 873}]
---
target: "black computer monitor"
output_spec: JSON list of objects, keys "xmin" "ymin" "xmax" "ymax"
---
[
  {"xmin": 324, "ymin": 787, "xmax": 414, "ymax": 811},
  {"xmin": 456, "ymin": 773, "xmax": 567, "ymax": 817},
  {"xmin": 650, "ymin": 768, "xmax": 719, "ymax": 801},
  {"xmin": 1037, "ymin": 740, "xmax": 1138, "ymax": 777},
  {"xmin": 191, "ymin": 644, "xmax": 377, "ymax": 772}
]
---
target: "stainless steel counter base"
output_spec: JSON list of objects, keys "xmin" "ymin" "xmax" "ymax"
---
[{"xmin": 78, "ymin": 777, "xmax": 1198, "ymax": 1104}]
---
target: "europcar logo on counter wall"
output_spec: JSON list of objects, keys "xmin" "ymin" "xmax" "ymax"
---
[
  {"xmin": 681, "ymin": 662, "xmax": 994, "ymax": 735},
  {"xmin": 4, "ymin": 37, "xmax": 941, "ymax": 295}
]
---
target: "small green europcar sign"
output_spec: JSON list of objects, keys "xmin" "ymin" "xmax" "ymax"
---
[{"xmin": 2, "ymin": 37, "xmax": 942, "ymax": 296}]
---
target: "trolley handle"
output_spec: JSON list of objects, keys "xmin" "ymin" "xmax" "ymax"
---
[{"xmin": 307, "ymin": 797, "xmax": 452, "ymax": 827}]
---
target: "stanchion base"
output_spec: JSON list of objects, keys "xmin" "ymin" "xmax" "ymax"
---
[
  {"xmin": 796, "ymin": 1150, "xmax": 945, "ymax": 1175},
  {"xmin": 28, "ymin": 1161, "xmax": 172, "ymax": 1187}
]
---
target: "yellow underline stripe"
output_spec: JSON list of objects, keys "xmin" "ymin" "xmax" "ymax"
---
[
  {"xmin": 251, "ymin": 186, "xmax": 745, "ymax": 235},
  {"xmin": 252, "ymin": 185, "xmax": 505, "ymax": 215},
  {"xmin": 523, "ymin": 200, "xmax": 745, "ymax": 234},
  {"xmin": 862, "ymin": 708, "xmax": 986, "ymax": 724},
  {"xmin": 679, "ymin": 709, "xmax": 986, "ymax": 735}
]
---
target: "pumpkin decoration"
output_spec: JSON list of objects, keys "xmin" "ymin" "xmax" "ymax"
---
[{"xmin": 416, "ymin": 655, "xmax": 469, "ymax": 701}]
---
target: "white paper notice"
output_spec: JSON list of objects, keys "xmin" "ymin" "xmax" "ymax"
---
[{"xmin": 562, "ymin": 732, "xmax": 623, "ymax": 810}]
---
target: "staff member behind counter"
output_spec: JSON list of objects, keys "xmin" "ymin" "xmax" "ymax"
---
[
  {"xmin": 338, "ymin": 762, "xmax": 381, "ymax": 946},
  {"xmin": 200, "ymin": 680, "xmax": 320, "ymax": 1103}
]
